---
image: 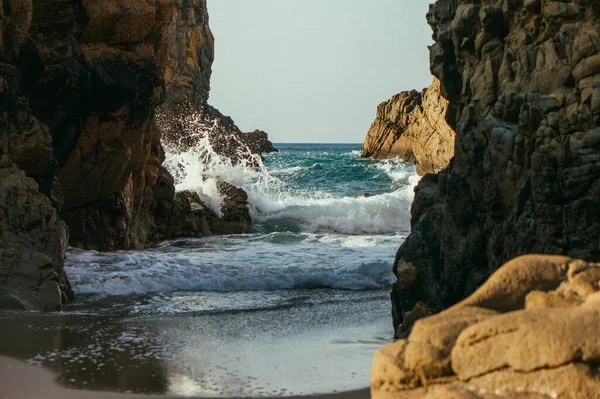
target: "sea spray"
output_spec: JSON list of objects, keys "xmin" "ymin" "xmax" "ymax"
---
[
  {"xmin": 158, "ymin": 110, "xmax": 267, "ymax": 216},
  {"xmin": 157, "ymin": 111, "xmax": 420, "ymax": 234}
]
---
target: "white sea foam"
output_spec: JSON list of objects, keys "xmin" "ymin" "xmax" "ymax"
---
[
  {"xmin": 158, "ymin": 111, "xmax": 420, "ymax": 234},
  {"xmin": 254, "ymin": 191, "xmax": 412, "ymax": 234},
  {"xmin": 65, "ymin": 235, "xmax": 398, "ymax": 297}
]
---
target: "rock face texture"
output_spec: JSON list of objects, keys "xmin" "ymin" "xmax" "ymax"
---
[
  {"xmin": 372, "ymin": 255, "xmax": 600, "ymax": 399},
  {"xmin": 240, "ymin": 130, "xmax": 278, "ymax": 155},
  {"xmin": 161, "ymin": 0, "xmax": 269, "ymax": 165},
  {"xmin": 149, "ymin": 168, "xmax": 250, "ymax": 242},
  {"xmin": 164, "ymin": 0, "xmax": 214, "ymax": 108},
  {"xmin": 32, "ymin": 0, "xmax": 175, "ymax": 252},
  {"xmin": 392, "ymin": 0, "xmax": 600, "ymax": 333},
  {"xmin": 362, "ymin": 78, "xmax": 455, "ymax": 174},
  {"xmin": 0, "ymin": 0, "xmax": 252, "ymax": 310}
]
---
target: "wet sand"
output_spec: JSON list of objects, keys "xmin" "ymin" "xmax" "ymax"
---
[
  {"xmin": 0, "ymin": 356, "xmax": 369, "ymax": 399},
  {"xmin": 0, "ymin": 303, "xmax": 387, "ymax": 398}
]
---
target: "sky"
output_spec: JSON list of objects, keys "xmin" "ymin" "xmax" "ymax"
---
[{"xmin": 207, "ymin": 0, "xmax": 433, "ymax": 143}]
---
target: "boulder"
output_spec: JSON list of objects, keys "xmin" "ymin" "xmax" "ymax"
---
[
  {"xmin": 372, "ymin": 255, "xmax": 600, "ymax": 399},
  {"xmin": 148, "ymin": 167, "xmax": 250, "ymax": 243},
  {"xmin": 0, "ymin": 167, "xmax": 71, "ymax": 311}
]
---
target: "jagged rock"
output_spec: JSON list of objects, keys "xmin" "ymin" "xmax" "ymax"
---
[
  {"xmin": 148, "ymin": 167, "xmax": 250, "ymax": 242},
  {"xmin": 161, "ymin": 0, "xmax": 269, "ymax": 165},
  {"xmin": 212, "ymin": 181, "xmax": 251, "ymax": 234},
  {"xmin": 392, "ymin": 0, "xmax": 600, "ymax": 333},
  {"xmin": 240, "ymin": 130, "xmax": 278, "ymax": 155},
  {"xmin": 362, "ymin": 78, "xmax": 455, "ymax": 175},
  {"xmin": 159, "ymin": 103, "xmax": 263, "ymax": 167},
  {"xmin": 372, "ymin": 255, "xmax": 600, "ymax": 399},
  {"xmin": 0, "ymin": 0, "xmax": 256, "ymax": 310},
  {"xmin": 0, "ymin": 0, "xmax": 176, "ymax": 253},
  {"xmin": 0, "ymin": 0, "xmax": 32, "ymax": 63},
  {"xmin": 0, "ymin": 0, "xmax": 176, "ymax": 309},
  {"xmin": 164, "ymin": 0, "xmax": 214, "ymax": 107},
  {"xmin": 149, "ymin": 167, "xmax": 212, "ymax": 241}
]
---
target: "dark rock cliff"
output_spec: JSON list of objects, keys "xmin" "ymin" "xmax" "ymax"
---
[
  {"xmin": 0, "ymin": 0, "xmax": 251, "ymax": 310},
  {"xmin": 392, "ymin": 0, "xmax": 600, "ymax": 335},
  {"xmin": 362, "ymin": 78, "xmax": 455, "ymax": 175},
  {"xmin": 160, "ymin": 0, "xmax": 273, "ymax": 164},
  {"xmin": 240, "ymin": 130, "xmax": 278, "ymax": 155}
]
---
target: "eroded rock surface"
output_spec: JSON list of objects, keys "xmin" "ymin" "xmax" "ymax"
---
[
  {"xmin": 373, "ymin": 255, "xmax": 600, "ymax": 399},
  {"xmin": 393, "ymin": 0, "xmax": 600, "ymax": 332},
  {"xmin": 362, "ymin": 78, "xmax": 455, "ymax": 174},
  {"xmin": 0, "ymin": 167, "xmax": 71, "ymax": 311},
  {"xmin": 164, "ymin": 0, "xmax": 214, "ymax": 108},
  {"xmin": 0, "ymin": 0, "xmax": 251, "ymax": 310}
]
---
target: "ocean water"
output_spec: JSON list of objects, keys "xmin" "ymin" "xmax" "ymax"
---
[
  {"xmin": 67, "ymin": 143, "xmax": 419, "ymax": 300},
  {"xmin": 0, "ymin": 142, "xmax": 419, "ymax": 397}
]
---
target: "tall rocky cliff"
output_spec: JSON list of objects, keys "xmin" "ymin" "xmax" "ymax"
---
[
  {"xmin": 0, "ymin": 0, "xmax": 252, "ymax": 310},
  {"xmin": 392, "ymin": 0, "xmax": 600, "ymax": 335},
  {"xmin": 160, "ymin": 0, "xmax": 274, "ymax": 163},
  {"xmin": 165, "ymin": 0, "xmax": 213, "ymax": 107},
  {"xmin": 362, "ymin": 78, "xmax": 455, "ymax": 175},
  {"xmin": 1, "ymin": 0, "xmax": 176, "ymax": 309}
]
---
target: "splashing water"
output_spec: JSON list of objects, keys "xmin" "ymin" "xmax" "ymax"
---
[
  {"xmin": 158, "ymin": 110, "xmax": 267, "ymax": 216},
  {"xmin": 157, "ymin": 111, "xmax": 419, "ymax": 234},
  {"xmin": 65, "ymin": 111, "xmax": 421, "ymax": 308}
]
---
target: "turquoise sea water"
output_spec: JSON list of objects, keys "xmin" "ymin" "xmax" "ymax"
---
[{"xmin": 1, "ymin": 143, "xmax": 420, "ymax": 397}]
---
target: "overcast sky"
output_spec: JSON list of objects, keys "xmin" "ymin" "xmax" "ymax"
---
[{"xmin": 208, "ymin": 0, "xmax": 433, "ymax": 143}]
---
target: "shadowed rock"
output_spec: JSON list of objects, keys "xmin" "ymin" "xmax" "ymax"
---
[
  {"xmin": 392, "ymin": 0, "xmax": 600, "ymax": 334},
  {"xmin": 0, "ymin": 0, "xmax": 251, "ymax": 310},
  {"xmin": 240, "ymin": 130, "xmax": 278, "ymax": 155}
]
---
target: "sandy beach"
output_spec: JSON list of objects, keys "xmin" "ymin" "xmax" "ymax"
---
[
  {"xmin": 0, "ymin": 302, "xmax": 386, "ymax": 399},
  {"xmin": 0, "ymin": 355, "xmax": 370, "ymax": 399}
]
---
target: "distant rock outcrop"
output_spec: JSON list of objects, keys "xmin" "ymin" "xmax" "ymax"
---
[
  {"xmin": 362, "ymin": 78, "xmax": 455, "ymax": 175},
  {"xmin": 391, "ymin": 0, "xmax": 600, "ymax": 335},
  {"xmin": 372, "ymin": 255, "xmax": 600, "ymax": 398},
  {"xmin": 161, "ymin": 0, "xmax": 267, "ymax": 164},
  {"xmin": 240, "ymin": 130, "xmax": 278, "ymax": 155}
]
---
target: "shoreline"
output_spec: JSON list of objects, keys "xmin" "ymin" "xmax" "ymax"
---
[{"xmin": 0, "ymin": 356, "xmax": 370, "ymax": 399}]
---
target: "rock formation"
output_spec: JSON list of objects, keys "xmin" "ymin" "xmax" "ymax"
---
[
  {"xmin": 392, "ymin": 0, "xmax": 600, "ymax": 334},
  {"xmin": 362, "ymin": 78, "xmax": 455, "ymax": 175},
  {"xmin": 0, "ymin": 0, "xmax": 252, "ymax": 310},
  {"xmin": 149, "ymin": 168, "xmax": 250, "ymax": 242},
  {"xmin": 240, "ymin": 130, "xmax": 278, "ymax": 155},
  {"xmin": 164, "ymin": 0, "xmax": 214, "ymax": 108},
  {"xmin": 372, "ymin": 255, "xmax": 600, "ymax": 399},
  {"xmin": 161, "ymin": 0, "xmax": 273, "ymax": 164},
  {"xmin": 0, "ymin": 0, "xmax": 168, "ymax": 308}
]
